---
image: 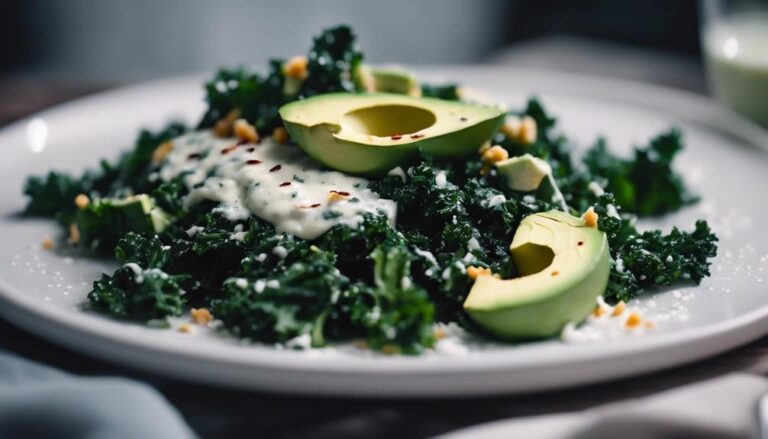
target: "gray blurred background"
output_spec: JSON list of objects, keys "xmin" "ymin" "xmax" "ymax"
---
[{"xmin": 0, "ymin": 0, "xmax": 704, "ymax": 122}]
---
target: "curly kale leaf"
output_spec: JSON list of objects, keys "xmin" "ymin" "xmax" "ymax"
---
[
  {"xmin": 421, "ymin": 83, "xmax": 460, "ymax": 100},
  {"xmin": 23, "ymin": 171, "xmax": 89, "ymax": 221},
  {"xmin": 299, "ymin": 25, "xmax": 363, "ymax": 97},
  {"xmin": 347, "ymin": 245, "xmax": 435, "ymax": 354},
  {"xmin": 213, "ymin": 250, "xmax": 346, "ymax": 345},
  {"xmin": 88, "ymin": 265, "xmax": 188, "ymax": 320},
  {"xmin": 197, "ymin": 62, "xmax": 285, "ymax": 132},
  {"xmin": 584, "ymin": 129, "xmax": 698, "ymax": 216},
  {"xmin": 115, "ymin": 232, "xmax": 170, "ymax": 269},
  {"xmin": 593, "ymin": 195, "xmax": 718, "ymax": 302},
  {"xmin": 23, "ymin": 122, "xmax": 186, "ymax": 225},
  {"xmin": 198, "ymin": 25, "xmax": 363, "ymax": 133}
]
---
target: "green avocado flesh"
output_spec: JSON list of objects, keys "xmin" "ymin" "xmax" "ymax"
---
[
  {"xmin": 496, "ymin": 154, "xmax": 567, "ymax": 211},
  {"xmin": 279, "ymin": 93, "xmax": 505, "ymax": 176},
  {"xmin": 355, "ymin": 65, "xmax": 421, "ymax": 96},
  {"xmin": 463, "ymin": 210, "xmax": 610, "ymax": 340},
  {"xmin": 76, "ymin": 194, "xmax": 170, "ymax": 251}
]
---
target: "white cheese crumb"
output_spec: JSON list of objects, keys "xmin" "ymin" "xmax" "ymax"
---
[
  {"xmin": 387, "ymin": 166, "xmax": 407, "ymax": 182},
  {"xmin": 400, "ymin": 276, "xmax": 412, "ymax": 290},
  {"xmin": 487, "ymin": 194, "xmax": 506, "ymax": 208},
  {"xmin": 666, "ymin": 255, "xmax": 673, "ymax": 263},
  {"xmin": 235, "ymin": 278, "xmax": 248, "ymax": 289},
  {"xmin": 467, "ymin": 237, "xmax": 481, "ymax": 252},
  {"xmin": 229, "ymin": 231, "xmax": 247, "ymax": 241},
  {"xmin": 185, "ymin": 226, "xmax": 204, "ymax": 237},
  {"xmin": 266, "ymin": 279, "xmax": 280, "ymax": 289},
  {"xmin": 607, "ymin": 204, "xmax": 620, "ymax": 219},
  {"xmin": 285, "ymin": 334, "xmax": 312, "ymax": 350},
  {"xmin": 615, "ymin": 257, "xmax": 624, "ymax": 273},
  {"xmin": 522, "ymin": 195, "xmax": 536, "ymax": 204},
  {"xmin": 256, "ymin": 253, "xmax": 267, "ymax": 262},
  {"xmin": 254, "ymin": 279, "xmax": 266, "ymax": 293},
  {"xmin": 123, "ymin": 262, "xmax": 144, "ymax": 284},
  {"xmin": 414, "ymin": 247, "xmax": 438, "ymax": 267},
  {"xmin": 435, "ymin": 171, "xmax": 448, "ymax": 189},
  {"xmin": 587, "ymin": 181, "xmax": 605, "ymax": 196},
  {"xmin": 272, "ymin": 246, "xmax": 288, "ymax": 259}
]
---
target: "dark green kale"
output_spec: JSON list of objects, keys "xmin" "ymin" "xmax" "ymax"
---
[
  {"xmin": 583, "ymin": 130, "xmax": 698, "ymax": 216},
  {"xmin": 421, "ymin": 83, "xmax": 460, "ymax": 100},
  {"xmin": 88, "ymin": 267, "xmax": 188, "ymax": 320},
  {"xmin": 23, "ymin": 171, "xmax": 89, "ymax": 222},
  {"xmin": 23, "ymin": 122, "xmax": 186, "ymax": 227},
  {"xmin": 115, "ymin": 232, "xmax": 170, "ymax": 269},
  {"xmin": 592, "ymin": 195, "xmax": 718, "ymax": 302},
  {"xmin": 298, "ymin": 25, "xmax": 362, "ymax": 97},
  {"xmin": 197, "ymin": 25, "xmax": 363, "ymax": 133},
  {"xmin": 347, "ymin": 245, "xmax": 435, "ymax": 354}
]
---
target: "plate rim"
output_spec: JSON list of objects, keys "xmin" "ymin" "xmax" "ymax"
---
[{"xmin": 1, "ymin": 66, "xmax": 766, "ymax": 396}]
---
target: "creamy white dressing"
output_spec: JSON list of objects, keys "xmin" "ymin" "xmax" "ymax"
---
[{"xmin": 160, "ymin": 130, "xmax": 397, "ymax": 240}]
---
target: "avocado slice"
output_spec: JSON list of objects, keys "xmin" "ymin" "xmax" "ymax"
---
[
  {"xmin": 279, "ymin": 93, "xmax": 505, "ymax": 176},
  {"xmin": 463, "ymin": 210, "xmax": 610, "ymax": 339},
  {"xmin": 355, "ymin": 65, "xmax": 421, "ymax": 97},
  {"xmin": 76, "ymin": 194, "xmax": 171, "ymax": 252},
  {"xmin": 496, "ymin": 154, "xmax": 568, "ymax": 211}
]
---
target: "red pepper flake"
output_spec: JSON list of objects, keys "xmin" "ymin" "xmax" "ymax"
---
[
  {"xmin": 330, "ymin": 190, "xmax": 351, "ymax": 196},
  {"xmin": 391, "ymin": 135, "xmax": 402, "ymax": 140},
  {"xmin": 269, "ymin": 164, "xmax": 282, "ymax": 172},
  {"xmin": 577, "ymin": 241, "xmax": 584, "ymax": 246},
  {"xmin": 245, "ymin": 147, "xmax": 256, "ymax": 153},
  {"xmin": 187, "ymin": 153, "xmax": 202, "ymax": 160},
  {"xmin": 279, "ymin": 181, "xmax": 292, "ymax": 187},
  {"xmin": 410, "ymin": 134, "xmax": 425, "ymax": 139},
  {"xmin": 460, "ymin": 117, "xmax": 468, "ymax": 122},
  {"xmin": 551, "ymin": 270, "xmax": 560, "ymax": 277},
  {"xmin": 298, "ymin": 203, "xmax": 322, "ymax": 209},
  {"xmin": 246, "ymin": 159, "xmax": 261, "ymax": 165},
  {"xmin": 221, "ymin": 145, "xmax": 238, "ymax": 155}
]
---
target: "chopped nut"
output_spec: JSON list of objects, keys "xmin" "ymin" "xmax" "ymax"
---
[
  {"xmin": 625, "ymin": 312, "xmax": 642, "ymax": 328},
  {"xmin": 467, "ymin": 266, "xmax": 493, "ymax": 280},
  {"xmin": 593, "ymin": 305, "xmax": 605, "ymax": 317},
  {"xmin": 327, "ymin": 191, "xmax": 350, "ymax": 202},
  {"xmin": 612, "ymin": 300, "xmax": 627, "ymax": 317},
  {"xmin": 481, "ymin": 145, "xmax": 509, "ymax": 164},
  {"xmin": 582, "ymin": 207, "xmax": 599, "ymax": 228},
  {"xmin": 434, "ymin": 327, "xmax": 447, "ymax": 339},
  {"xmin": 151, "ymin": 141, "xmax": 174, "ymax": 164},
  {"xmin": 191, "ymin": 308, "xmax": 213, "ymax": 326},
  {"xmin": 213, "ymin": 108, "xmax": 242, "ymax": 138},
  {"xmin": 234, "ymin": 118, "xmax": 260, "ymax": 144},
  {"xmin": 272, "ymin": 126, "xmax": 289, "ymax": 144},
  {"xmin": 518, "ymin": 116, "xmax": 538, "ymax": 145},
  {"xmin": 68, "ymin": 223, "xmax": 80, "ymax": 245},
  {"xmin": 381, "ymin": 344, "xmax": 401, "ymax": 355},
  {"xmin": 500, "ymin": 115, "xmax": 522, "ymax": 140},
  {"xmin": 213, "ymin": 119, "xmax": 233, "ymax": 138},
  {"xmin": 41, "ymin": 236, "xmax": 54, "ymax": 250},
  {"xmin": 74, "ymin": 193, "xmax": 90, "ymax": 209},
  {"xmin": 283, "ymin": 55, "xmax": 309, "ymax": 80},
  {"xmin": 178, "ymin": 323, "xmax": 194, "ymax": 333},
  {"xmin": 477, "ymin": 141, "xmax": 491, "ymax": 154}
]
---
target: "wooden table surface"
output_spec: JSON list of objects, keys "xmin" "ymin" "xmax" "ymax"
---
[{"xmin": 1, "ymin": 75, "xmax": 767, "ymax": 439}]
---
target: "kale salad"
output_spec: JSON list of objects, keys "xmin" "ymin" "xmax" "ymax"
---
[{"xmin": 24, "ymin": 26, "xmax": 718, "ymax": 355}]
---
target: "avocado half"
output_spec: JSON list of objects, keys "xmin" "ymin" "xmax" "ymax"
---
[
  {"xmin": 463, "ymin": 210, "xmax": 610, "ymax": 340},
  {"xmin": 279, "ymin": 93, "xmax": 505, "ymax": 176}
]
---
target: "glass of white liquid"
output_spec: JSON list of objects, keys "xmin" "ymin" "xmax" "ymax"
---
[{"xmin": 701, "ymin": 0, "xmax": 768, "ymax": 126}]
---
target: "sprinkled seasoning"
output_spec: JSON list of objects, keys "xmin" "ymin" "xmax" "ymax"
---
[
  {"xmin": 246, "ymin": 159, "xmax": 261, "ymax": 165},
  {"xmin": 391, "ymin": 135, "xmax": 402, "ymax": 140},
  {"xmin": 460, "ymin": 117, "xmax": 468, "ymax": 122},
  {"xmin": 269, "ymin": 164, "xmax": 282, "ymax": 172},
  {"xmin": 410, "ymin": 133, "xmax": 425, "ymax": 139},
  {"xmin": 187, "ymin": 153, "xmax": 202, "ymax": 160},
  {"xmin": 246, "ymin": 147, "xmax": 256, "ymax": 153},
  {"xmin": 279, "ymin": 181, "xmax": 292, "ymax": 187}
]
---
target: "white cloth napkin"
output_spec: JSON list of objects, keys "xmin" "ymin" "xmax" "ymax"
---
[{"xmin": 439, "ymin": 373, "xmax": 768, "ymax": 439}]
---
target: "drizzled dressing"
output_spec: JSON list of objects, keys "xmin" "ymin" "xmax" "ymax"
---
[{"xmin": 160, "ymin": 130, "xmax": 396, "ymax": 239}]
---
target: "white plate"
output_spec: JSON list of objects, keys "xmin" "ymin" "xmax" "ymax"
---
[{"xmin": 0, "ymin": 68, "xmax": 766, "ymax": 397}]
